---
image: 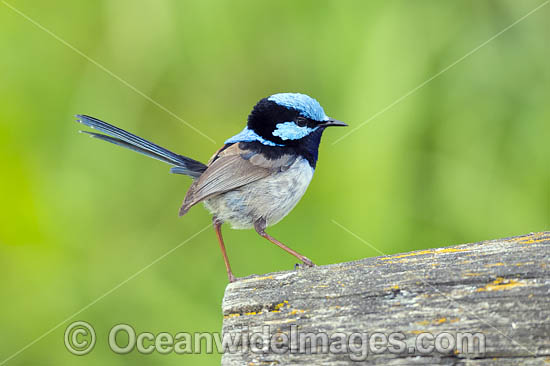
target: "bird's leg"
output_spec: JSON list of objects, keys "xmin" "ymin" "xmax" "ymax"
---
[
  {"xmin": 254, "ymin": 218, "xmax": 315, "ymax": 267},
  {"xmin": 213, "ymin": 218, "xmax": 236, "ymax": 282}
]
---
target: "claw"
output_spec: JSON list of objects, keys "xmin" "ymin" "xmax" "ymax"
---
[{"xmin": 295, "ymin": 258, "xmax": 315, "ymax": 270}]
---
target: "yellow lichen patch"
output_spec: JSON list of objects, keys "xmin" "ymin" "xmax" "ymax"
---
[
  {"xmin": 463, "ymin": 272, "xmax": 481, "ymax": 276},
  {"xmin": 476, "ymin": 277, "xmax": 526, "ymax": 292},
  {"xmin": 378, "ymin": 248, "xmax": 469, "ymax": 261},
  {"xmin": 244, "ymin": 311, "xmax": 257, "ymax": 316},
  {"xmin": 248, "ymin": 361, "xmax": 280, "ymax": 366},
  {"xmin": 514, "ymin": 262, "xmax": 534, "ymax": 266},
  {"xmin": 255, "ymin": 275, "xmax": 274, "ymax": 281},
  {"xmin": 484, "ymin": 262, "xmax": 504, "ymax": 267},
  {"xmin": 224, "ymin": 313, "xmax": 241, "ymax": 319},
  {"xmin": 384, "ymin": 284, "xmax": 400, "ymax": 291},
  {"xmin": 240, "ymin": 275, "xmax": 273, "ymax": 283},
  {"xmin": 449, "ymin": 318, "xmax": 460, "ymax": 323},
  {"xmin": 416, "ymin": 318, "xmax": 447, "ymax": 326},
  {"xmin": 379, "ymin": 250, "xmax": 434, "ymax": 260},
  {"xmin": 312, "ymin": 285, "xmax": 328, "ymax": 288},
  {"xmin": 516, "ymin": 233, "xmax": 548, "ymax": 244},
  {"xmin": 436, "ymin": 248, "xmax": 469, "ymax": 254},
  {"xmin": 290, "ymin": 309, "xmax": 305, "ymax": 315},
  {"xmin": 272, "ymin": 300, "xmax": 289, "ymax": 312},
  {"xmin": 410, "ymin": 330, "xmax": 423, "ymax": 335}
]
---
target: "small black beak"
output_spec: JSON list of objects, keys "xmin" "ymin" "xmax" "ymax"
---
[{"xmin": 319, "ymin": 118, "xmax": 348, "ymax": 127}]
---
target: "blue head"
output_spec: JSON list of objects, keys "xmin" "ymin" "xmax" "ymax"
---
[{"xmin": 225, "ymin": 93, "xmax": 346, "ymax": 148}]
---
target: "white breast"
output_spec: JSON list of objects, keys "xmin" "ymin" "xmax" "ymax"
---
[{"xmin": 203, "ymin": 157, "xmax": 314, "ymax": 229}]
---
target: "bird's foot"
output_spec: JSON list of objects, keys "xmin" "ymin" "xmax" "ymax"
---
[{"xmin": 294, "ymin": 257, "xmax": 315, "ymax": 270}]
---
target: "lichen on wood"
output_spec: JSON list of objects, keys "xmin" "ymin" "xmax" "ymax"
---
[{"xmin": 221, "ymin": 232, "xmax": 550, "ymax": 365}]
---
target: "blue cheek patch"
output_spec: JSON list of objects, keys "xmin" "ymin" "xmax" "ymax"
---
[
  {"xmin": 268, "ymin": 93, "xmax": 328, "ymax": 121},
  {"xmin": 272, "ymin": 122, "xmax": 318, "ymax": 140},
  {"xmin": 224, "ymin": 127, "xmax": 283, "ymax": 146}
]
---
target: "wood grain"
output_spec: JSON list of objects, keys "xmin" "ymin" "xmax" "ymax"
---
[{"xmin": 221, "ymin": 232, "xmax": 550, "ymax": 365}]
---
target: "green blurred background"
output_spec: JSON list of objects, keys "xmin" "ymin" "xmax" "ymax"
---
[{"xmin": 1, "ymin": 0, "xmax": 548, "ymax": 364}]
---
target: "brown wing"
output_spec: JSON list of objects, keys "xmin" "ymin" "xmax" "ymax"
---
[{"xmin": 179, "ymin": 143, "xmax": 297, "ymax": 216}]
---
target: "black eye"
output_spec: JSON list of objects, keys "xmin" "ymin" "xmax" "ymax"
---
[{"xmin": 296, "ymin": 117, "xmax": 308, "ymax": 127}]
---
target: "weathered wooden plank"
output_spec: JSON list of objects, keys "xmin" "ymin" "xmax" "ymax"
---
[{"xmin": 221, "ymin": 232, "xmax": 550, "ymax": 365}]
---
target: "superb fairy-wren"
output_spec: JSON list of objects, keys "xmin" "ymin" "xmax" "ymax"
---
[{"xmin": 77, "ymin": 93, "xmax": 347, "ymax": 282}]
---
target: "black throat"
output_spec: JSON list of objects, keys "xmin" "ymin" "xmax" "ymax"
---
[{"xmin": 239, "ymin": 127, "xmax": 325, "ymax": 169}]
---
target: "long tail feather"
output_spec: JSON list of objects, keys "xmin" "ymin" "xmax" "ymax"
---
[
  {"xmin": 81, "ymin": 131, "xmax": 177, "ymax": 166},
  {"xmin": 76, "ymin": 115, "xmax": 207, "ymax": 178}
]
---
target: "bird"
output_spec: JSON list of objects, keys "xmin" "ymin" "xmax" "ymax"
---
[{"xmin": 76, "ymin": 92, "xmax": 347, "ymax": 282}]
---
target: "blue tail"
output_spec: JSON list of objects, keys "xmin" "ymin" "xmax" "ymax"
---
[{"xmin": 76, "ymin": 115, "xmax": 207, "ymax": 178}]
